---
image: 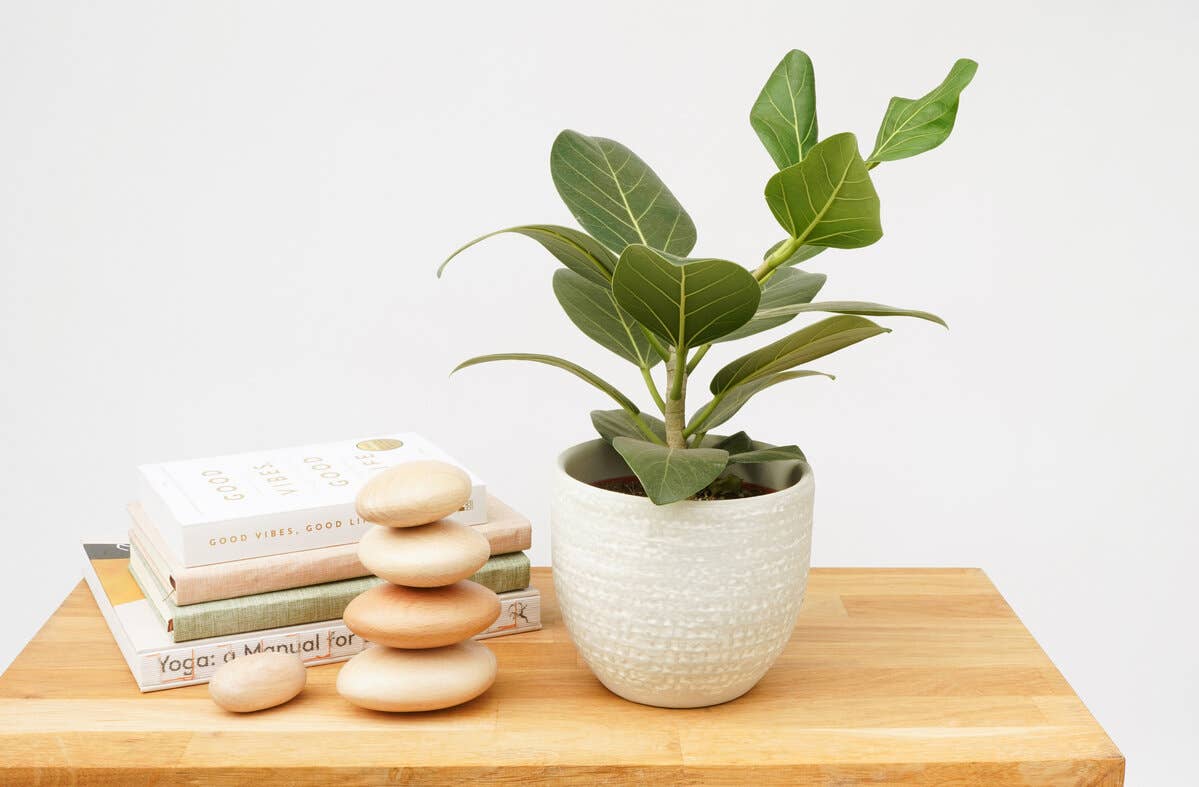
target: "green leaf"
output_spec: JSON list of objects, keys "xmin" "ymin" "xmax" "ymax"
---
[
  {"xmin": 611, "ymin": 245, "xmax": 761, "ymax": 349},
  {"xmin": 716, "ymin": 267, "xmax": 828, "ymax": 343},
  {"xmin": 754, "ymin": 300, "xmax": 947, "ymax": 328},
  {"xmin": 591, "ymin": 409, "xmax": 666, "ymax": 444},
  {"xmin": 729, "ymin": 445, "xmax": 806, "ymax": 463},
  {"xmin": 439, "ymin": 224, "xmax": 615, "ymax": 285},
  {"xmin": 712, "ymin": 431, "xmax": 753, "ymax": 455},
  {"xmin": 688, "ymin": 371, "xmax": 834, "ymax": 434},
  {"xmin": 550, "ymin": 130, "xmax": 697, "ymax": 256},
  {"xmin": 711, "ymin": 315, "xmax": 890, "ymax": 396},
  {"xmin": 868, "ymin": 59, "xmax": 978, "ymax": 164},
  {"xmin": 764, "ymin": 240, "xmax": 825, "ymax": 268},
  {"xmin": 764, "ymin": 133, "xmax": 882, "ymax": 249},
  {"xmin": 453, "ymin": 353, "xmax": 641, "ymax": 414},
  {"xmin": 750, "ymin": 50, "xmax": 818, "ymax": 170},
  {"xmin": 611, "ymin": 437, "xmax": 729, "ymax": 505},
  {"xmin": 552, "ymin": 270, "xmax": 662, "ymax": 367}
]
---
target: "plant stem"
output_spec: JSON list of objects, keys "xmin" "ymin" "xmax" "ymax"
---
[
  {"xmin": 629, "ymin": 410, "xmax": 666, "ymax": 445},
  {"xmin": 640, "ymin": 365, "xmax": 666, "ymax": 414},
  {"xmin": 685, "ymin": 343, "xmax": 710, "ymax": 375},
  {"xmin": 664, "ymin": 349, "xmax": 687, "ymax": 449},
  {"xmin": 669, "ymin": 348, "xmax": 687, "ymax": 401},
  {"xmin": 683, "ymin": 391, "xmax": 725, "ymax": 438},
  {"xmin": 639, "ymin": 326, "xmax": 671, "ymax": 363},
  {"xmin": 752, "ymin": 236, "xmax": 802, "ymax": 281}
]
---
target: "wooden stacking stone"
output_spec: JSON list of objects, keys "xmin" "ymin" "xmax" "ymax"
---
[
  {"xmin": 355, "ymin": 460, "xmax": 472, "ymax": 528},
  {"xmin": 338, "ymin": 460, "xmax": 500, "ymax": 712},
  {"xmin": 358, "ymin": 521, "xmax": 489, "ymax": 587},
  {"xmin": 335, "ymin": 640, "xmax": 497, "ymax": 712},
  {"xmin": 209, "ymin": 652, "xmax": 306, "ymax": 713},
  {"xmin": 342, "ymin": 581, "xmax": 499, "ymax": 649}
]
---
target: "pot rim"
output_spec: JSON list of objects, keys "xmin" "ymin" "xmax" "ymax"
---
[{"xmin": 555, "ymin": 438, "xmax": 813, "ymax": 511}]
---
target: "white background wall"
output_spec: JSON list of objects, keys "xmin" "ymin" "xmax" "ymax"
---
[{"xmin": 2, "ymin": 1, "xmax": 1195, "ymax": 780}]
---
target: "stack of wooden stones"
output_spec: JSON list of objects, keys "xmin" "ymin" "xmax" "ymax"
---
[{"xmin": 336, "ymin": 460, "xmax": 501, "ymax": 711}]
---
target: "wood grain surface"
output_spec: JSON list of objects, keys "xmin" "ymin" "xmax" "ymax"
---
[{"xmin": 0, "ymin": 568, "xmax": 1123, "ymax": 785}]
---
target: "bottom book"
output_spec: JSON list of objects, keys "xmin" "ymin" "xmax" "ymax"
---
[{"xmin": 82, "ymin": 541, "xmax": 541, "ymax": 691}]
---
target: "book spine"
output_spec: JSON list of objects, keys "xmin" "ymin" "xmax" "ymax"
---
[
  {"xmin": 470, "ymin": 552, "xmax": 531, "ymax": 595},
  {"xmin": 473, "ymin": 519, "xmax": 533, "ymax": 555},
  {"xmin": 143, "ymin": 622, "xmax": 366, "ymax": 688},
  {"xmin": 153, "ymin": 494, "xmax": 488, "ymax": 568},
  {"xmin": 171, "ymin": 575, "xmax": 386, "ymax": 642},
  {"xmin": 174, "ymin": 499, "xmax": 372, "ymax": 568},
  {"xmin": 480, "ymin": 589, "xmax": 541, "ymax": 638}
]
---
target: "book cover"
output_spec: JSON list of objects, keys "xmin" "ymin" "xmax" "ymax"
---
[
  {"xmin": 138, "ymin": 433, "xmax": 487, "ymax": 567},
  {"xmin": 83, "ymin": 542, "xmax": 543, "ymax": 691},
  {"xmin": 130, "ymin": 494, "xmax": 532, "ymax": 605}
]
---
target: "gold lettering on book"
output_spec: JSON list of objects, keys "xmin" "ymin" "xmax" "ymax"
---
[
  {"xmin": 252, "ymin": 527, "xmax": 298, "ymax": 541},
  {"xmin": 302, "ymin": 456, "xmax": 351, "ymax": 487},
  {"xmin": 209, "ymin": 533, "xmax": 248, "ymax": 546},
  {"xmin": 354, "ymin": 453, "xmax": 385, "ymax": 469},
  {"xmin": 305, "ymin": 517, "xmax": 364, "ymax": 533},
  {"xmin": 200, "ymin": 469, "xmax": 244, "ymax": 501},
  {"xmin": 252, "ymin": 462, "xmax": 299, "ymax": 496},
  {"xmin": 206, "ymin": 517, "xmax": 365, "ymax": 548}
]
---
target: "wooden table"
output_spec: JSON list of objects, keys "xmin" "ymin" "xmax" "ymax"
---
[{"xmin": 0, "ymin": 568, "xmax": 1122, "ymax": 785}]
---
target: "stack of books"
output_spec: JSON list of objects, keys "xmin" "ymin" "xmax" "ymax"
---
[{"xmin": 82, "ymin": 433, "xmax": 541, "ymax": 692}]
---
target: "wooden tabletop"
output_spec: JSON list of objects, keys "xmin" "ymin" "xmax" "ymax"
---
[{"xmin": 0, "ymin": 567, "xmax": 1122, "ymax": 785}]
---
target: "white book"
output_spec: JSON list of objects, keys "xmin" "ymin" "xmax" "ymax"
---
[
  {"xmin": 82, "ymin": 541, "xmax": 540, "ymax": 692},
  {"xmin": 138, "ymin": 433, "xmax": 486, "ymax": 566},
  {"xmin": 83, "ymin": 542, "xmax": 363, "ymax": 691}
]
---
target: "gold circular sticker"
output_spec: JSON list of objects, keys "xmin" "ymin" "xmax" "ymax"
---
[{"xmin": 356, "ymin": 438, "xmax": 404, "ymax": 452}]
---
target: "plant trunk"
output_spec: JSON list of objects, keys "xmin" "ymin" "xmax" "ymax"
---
[{"xmin": 665, "ymin": 350, "xmax": 687, "ymax": 449}]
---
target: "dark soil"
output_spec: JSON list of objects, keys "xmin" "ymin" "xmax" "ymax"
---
[{"xmin": 591, "ymin": 475, "xmax": 776, "ymax": 500}]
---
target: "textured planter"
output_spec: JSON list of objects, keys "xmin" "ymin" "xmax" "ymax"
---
[{"xmin": 551, "ymin": 439, "xmax": 814, "ymax": 708}]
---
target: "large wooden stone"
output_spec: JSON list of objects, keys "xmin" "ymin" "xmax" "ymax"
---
[
  {"xmin": 357, "ymin": 522, "xmax": 489, "ymax": 587},
  {"xmin": 355, "ymin": 460, "xmax": 471, "ymax": 528},
  {"xmin": 336, "ymin": 640, "xmax": 497, "ymax": 712},
  {"xmin": 208, "ymin": 652, "xmax": 306, "ymax": 713},
  {"xmin": 342, "ymin": 580, "xmax": 500, "ymax": 648}
]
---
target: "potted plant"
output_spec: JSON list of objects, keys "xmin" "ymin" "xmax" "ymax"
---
[{"xmin": 440, "ymin": 50, "xmax": 977, "ymax": 708}]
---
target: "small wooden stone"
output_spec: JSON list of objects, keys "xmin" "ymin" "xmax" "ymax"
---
[
  {"xmin": 342, "ymin": 581, "xmax": 500, "ymax": 649},
  {"xmin": 358, "ymin": 522, "xmax": 489, "ymax": 587},
  {"xmin": 336, "ymin": 640, "xmax": 497, "ymax": 712},
  {"xmin": 208, "ymin": 652, "xmax": 306, "ymax": 713},
  {"xmin": 356, "ymin": 460, "xmax": 472, "ymax": 528}
]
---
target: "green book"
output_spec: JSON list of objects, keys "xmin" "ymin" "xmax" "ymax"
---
[
  {"xmin": 130, "ymin": 546, "xmax": 531, "ymax": 642},
  {"xmin": 473, "ymin": 551, "xmax": 530, "ymax": 595}
]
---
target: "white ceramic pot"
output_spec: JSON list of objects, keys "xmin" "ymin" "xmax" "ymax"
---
[{"xmin": 551, "ymin": 439, "xmax": 814, "ymax": 708}]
